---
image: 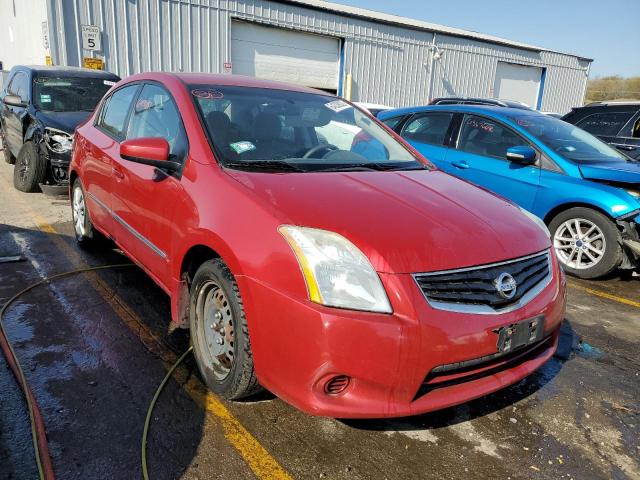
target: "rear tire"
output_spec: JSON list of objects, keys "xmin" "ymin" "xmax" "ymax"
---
[
  {"xmin": 1, "ymin": 127, "xmax": 15, "ymax": 164},
  {"xmin": 1, "ymin": 139, "xmax": 15, "ymax": 164},
  {"xmin": 13, "ymin": 141, "xmax": 46, "ymax": 192},
  {"xmin": 2, "ymin": 147, "xmax": 14, "ymax": 164},
  {"xmin": 549, "ymin": 207, "xmax": 622, "ymax": 279},
  {"xmin": 71, "ymin": 178, "xmax": 99, "ymax": 248},
  {"xmin": 189, "ymin": 259, "xmax": 262, "ymax": 400}
]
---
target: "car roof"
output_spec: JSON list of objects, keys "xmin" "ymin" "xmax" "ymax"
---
[
  {"xmin": 583, "ymin": 100, "xmax": 640, "ymax": 107},
  {"xmin": 378, "ymin": 104, "xmax": 544, "ymax": 121},
  {"xmin": 430, "ymin": 96, "xmax": 532, "ymax": 110},
  {"xmin": 121, "ymin": 72, "xmax": 329, "ymax": 95},
  {"xmin": 15, "ymin": 65, "xmax": 120, "ymax": 79}
]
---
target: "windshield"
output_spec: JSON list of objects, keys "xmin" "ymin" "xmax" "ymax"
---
[
  {"xmin": 514, "ymin": 115, "xmax": 631, "ymax": 164},
  {"xmin": 190, "ymin": 85, "xmax": 424, "ymax": 172},
  {"xmin": 33, "ymin": 75, "xmax": 115, "ymax": 112}
]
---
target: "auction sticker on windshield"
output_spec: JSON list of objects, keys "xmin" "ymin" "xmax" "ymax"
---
[
  {"xmin": 325, "ymin": 100, "xmax": 351, "ymax": 113},
  {"xmin": 230, "ymin": 141, "xmax": 256, "ymax": 154}
]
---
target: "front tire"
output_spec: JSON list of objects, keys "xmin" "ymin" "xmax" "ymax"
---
[
  {"xmin": 13, "ymin": 141, "xmax": 47, "ymax": 192},
  {"xmin": 549, "ymin": 207, "xmax": 622, "ymax": 279},
  {"xmin": 189, "ymin": 259, "xmax": 261, "ymax": 400}
]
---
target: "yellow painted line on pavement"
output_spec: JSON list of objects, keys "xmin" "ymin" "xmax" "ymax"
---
[
  {"xmin": 1, "ymin": 178, "xmax": 293, "ymax": 480},
  {"xmin": 569, "ymin": 281, "xmax": 640, "ymax": 309}
]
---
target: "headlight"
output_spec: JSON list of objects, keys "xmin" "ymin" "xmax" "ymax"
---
[
  {"xmin": 517, "ymin": 207, "xmax": 550, "ymax": 237},
  {"xmin": 279, "ymin": 225, "xmax": 392, "ymax": 313},
  {"xmin": 44, "ymin": 128, "xmax": 73, "ymax": 153},
  {"xmin": 626, "ymin": 189, "xmax": 640, "ymax": 199}
]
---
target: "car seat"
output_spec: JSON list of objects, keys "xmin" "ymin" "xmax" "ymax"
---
[
  {"xmin": 252, "ymin": 112, "xmax": 283, "ymax": 159},
  {"xmin": 206, "ymin": 111, "xmax": 232, "ymax": 146}
]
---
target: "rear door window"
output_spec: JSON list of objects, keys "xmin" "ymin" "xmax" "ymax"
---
[
  {"xmin": 126, "ymin": 83, "xmax": 188, "ymax": 163},
  {"xmin": 457, "ymin": 115, "xmax": 524, "ymax": 159},
  {"xmin": 401, "ymin": 113, "xmax": 453, "ymax": 146},
  {"xmin": 633, "ymin": 117, "xmax": 640, "ymax": 139},
  {"xmin": 381, "ymin": 116, "xmax": 404, "ymax": 130},
  {"xmin": 575, "ymin": 111, "xmax": 635, "ymax": 136},
  {"xmin": 98, "ymin": 84, "xmax": 139, "ymax": 139}
]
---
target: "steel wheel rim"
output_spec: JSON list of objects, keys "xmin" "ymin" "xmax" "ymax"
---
[
  {"xmin": 72, "ymin": 186, "xmax": 86, "ymax": 237},
  {"xmin": 18, "ymin": 150, "xmax": 31, "ymax": 182},
  {"xmin": 195, "ymin": 280, "xmax": 235, "ymax": 381},
  {"xmin": 553, "ymin": 218, "xmax": 606, "ymax": 270}
]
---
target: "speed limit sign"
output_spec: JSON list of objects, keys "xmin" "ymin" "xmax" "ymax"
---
[{"xmin": 81, "ymin": 25, "xmax": 101, "ymax": 51}]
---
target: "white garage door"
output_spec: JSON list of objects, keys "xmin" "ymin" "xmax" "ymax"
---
[
  {"xmin": 231, "ymin": 21, "xmax": 341, "ymax": 92},
  {"xmin": 493, "ymin": 62, "xmax": 543, "ymax": 108}
]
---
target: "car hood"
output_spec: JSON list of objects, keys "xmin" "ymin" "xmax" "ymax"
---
[
  {"xmin": 227, "ymin": 169, "xmax": 551, "ymax": 274},
  {"xmin": 579, "ymin": 161, "xmax": 640, "ymax": 184},
  {"xmin": 35, "ymin": 110, "xmax": 91, "ymax": 134}
]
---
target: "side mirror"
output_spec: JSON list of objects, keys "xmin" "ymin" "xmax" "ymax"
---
[
  {"xmin": 120, "ymin": 137, "xmax": 179, "ymax": 172},
  {"xmin": 3, "ymin": 94, "xmax": 26, "ymax": 107},
  {"xmin": 506, "ymin": 145, "xmax": 537, "ymax": 165}
]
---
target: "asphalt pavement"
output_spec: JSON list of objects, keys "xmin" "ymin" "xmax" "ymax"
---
[{"xmin": 0, "ymin": 160, "xmax": 638, "ymax": 480}]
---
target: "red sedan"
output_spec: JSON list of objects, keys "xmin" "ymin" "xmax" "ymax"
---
[{"xmin": 69, "ymin": 72, "xmax": 566, "ymax": 418}]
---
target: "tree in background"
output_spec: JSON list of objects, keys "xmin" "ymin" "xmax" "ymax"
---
[{"xmin": 586, "ymin": 76, "xmax": 640, "ymax": 103}]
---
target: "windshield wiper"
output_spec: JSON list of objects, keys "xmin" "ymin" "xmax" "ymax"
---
[
  {"xmin": 313, "ymin": 164, "xmax": 380, "ymax": 172},
  {"xmin": 314, "ymin": 162, "xmax": 428, "ymax": 172},
  {"xmin": 223, "ymin": 160, "xmax": 305, "ymax": 172}
]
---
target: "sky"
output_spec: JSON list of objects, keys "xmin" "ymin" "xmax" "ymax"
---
[{"xmin": 335, "ymin": 0, "xmax": 640, "ymax": 78}]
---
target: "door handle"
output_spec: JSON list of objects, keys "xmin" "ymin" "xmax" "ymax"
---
[
  {"xmin": 451, "ymin": 160, "xmax": 470, "ymax": 169},
  {"xmin": 112, "ymin": 166, "xmax": 125, "ymax": 180}
]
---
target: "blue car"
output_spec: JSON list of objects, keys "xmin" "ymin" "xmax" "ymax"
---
[{"xmin": 378, "ymin": 105, "xmax": 640, "ymax": 279}]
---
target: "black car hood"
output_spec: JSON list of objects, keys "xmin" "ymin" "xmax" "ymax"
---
[
  {"xmin": 35, "ymin": 110, "xmax": 91, "ymax": 134},
  {"xmin": 579, "ymin": 161, "xmax": 640, "ymax": 185}
]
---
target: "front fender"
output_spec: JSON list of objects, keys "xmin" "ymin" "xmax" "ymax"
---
[
  {"xmin": 24, "ymin": 120, "xmax": 44, "ymax": 145},
  {"xmin": 538, "ymin": 171, "xmax": 640, "ymax": 221}
]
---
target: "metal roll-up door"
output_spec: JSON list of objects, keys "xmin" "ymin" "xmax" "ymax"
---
[
  {"xmin": 231, "ymin": 21, "xmax": 341, "ymax": 92},
  {"xmin": 494, "ymin": 62, "xmax": 543, "ymax": 108}
]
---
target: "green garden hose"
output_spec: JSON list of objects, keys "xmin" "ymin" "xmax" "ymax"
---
[{"xmin": 141, "ymin": 346, "xmax": 194, "ymax": 480}]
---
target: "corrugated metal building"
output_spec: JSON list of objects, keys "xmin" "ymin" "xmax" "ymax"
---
[{"xmin": 2, "ymin": 0, "xmax": 592, "ymax": 113}]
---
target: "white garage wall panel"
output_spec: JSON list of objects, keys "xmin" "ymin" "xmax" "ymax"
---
[
  {"xmin": 0, "ymin": 0, "xmax": 48, "ymax": 71},
  {"xmin": 231, "ymin": 21, "xmax": 340, "ymax": 90},
  {"xmin": 493, "ymin": 62, "xmax": 542, "ymax": 108},
  {"xmin": 43, "ymin": 0, "xmax": 591, "ymax": 113}
]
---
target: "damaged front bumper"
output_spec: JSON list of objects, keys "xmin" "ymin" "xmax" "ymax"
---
[
  {"xmin": 41, "ymin": 128, "xmax": 73, "ymax": 190},
  {"xmin": 617, "ymin": 210, "xmax": 640, "ymax": 270}
]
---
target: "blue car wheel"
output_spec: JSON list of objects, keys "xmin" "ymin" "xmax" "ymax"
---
[{"xmin": 549, "ymin": 207, "xmax": 623, "ymax": 279}]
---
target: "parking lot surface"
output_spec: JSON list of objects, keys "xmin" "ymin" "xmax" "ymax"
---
[{"xmin": 0, "ymin": 160, "xmax": 638, "ymax": 480}]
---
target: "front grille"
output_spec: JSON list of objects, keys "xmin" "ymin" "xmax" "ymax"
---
[{"xmin": 413, "ymin": 250, "xmax": 551, "ymax": 313}]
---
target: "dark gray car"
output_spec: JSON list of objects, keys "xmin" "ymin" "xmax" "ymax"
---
[
  {"xmin": 0, "ymin": 65, "xmax": 119, "ymax": 193},
  {"xmin": 562, "ymin": 101, "xmax": 640, "ymax": 161}
]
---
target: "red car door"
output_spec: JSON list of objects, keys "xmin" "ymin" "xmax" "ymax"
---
[
  {"xmin": 109, "ymin": 83, "xmax": 189, "ymax": 288},
  {"xmin": 84, "ymin": 84, "xmax": 140, "ymax": 234}
]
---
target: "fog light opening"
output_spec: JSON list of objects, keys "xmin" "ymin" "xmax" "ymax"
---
[{"xmin": 324, "ymin": 375, "xmax": 351, "ymax": 395}]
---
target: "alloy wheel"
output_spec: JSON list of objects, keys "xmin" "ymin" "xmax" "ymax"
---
[
  {"xmin": 17, "ymin": 149, "xmax": 31, "ymax": 183},
  {"xmin": 195, "ymin": 280, "xmax": 235, "ymax": 380},
  {"xmin": 553, "ymin": 218, "xmax": 606, "ymax": 270},
  {"xmin": 72, "ymin": 186, "xmax": 86, "ymax": 237}
]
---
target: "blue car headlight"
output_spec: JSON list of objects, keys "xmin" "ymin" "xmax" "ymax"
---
[{"xmin": 625, "ymin": 188, "xmax": 640, "ymax": 199}]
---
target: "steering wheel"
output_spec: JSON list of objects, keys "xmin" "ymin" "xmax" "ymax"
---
[{"xmin": 303, "ymin": 144, "xmax": 339, "ymax": 159}]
